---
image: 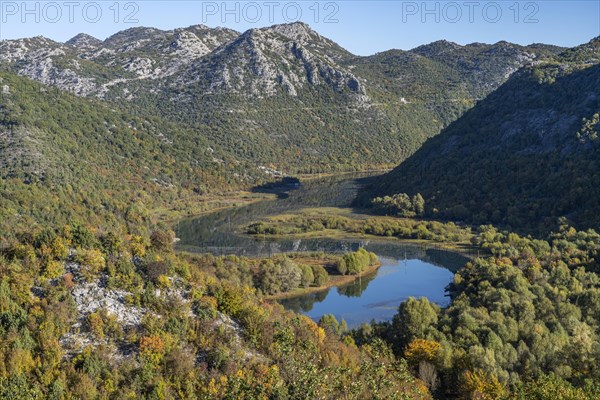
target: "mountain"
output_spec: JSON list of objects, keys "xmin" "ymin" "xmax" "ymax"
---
[
  {"xmin": 0, "ymin": 23, "xmax": 561, "ymax": 174},
  {"xmin": 65, "ymin": 33, "xmax": 102, "ymax": 48},
  {"xmin": 1, "ymin": 24, "xmax": 598, "ymax": 400},
  {"xmin": 0, "ymin": 25, "xmax": 240, "ymax": 96},
  {"xmin": 364, "ymin": 37, "xmax": 600, "ymax": 232},
  {"xmin": 349, "ymin": 40, "xmax": 563, "ymax": 130},
  {"xmin": 171, "ymin": 23, "xmax": 360, "ymax": 97},
  {"xmin": 0, "ymin": 71, "xmax": 264, "ymax": 233}
]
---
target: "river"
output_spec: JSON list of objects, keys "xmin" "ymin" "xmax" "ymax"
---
[{"xmin": 175, "ymin": 174, "xmax": 470, "ymax": 327}]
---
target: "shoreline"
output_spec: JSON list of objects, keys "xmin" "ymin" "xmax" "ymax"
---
[
  {"xmin": 165, "ymin": 169, "xmax": 389, "ymax": 226},
  {"xmin": 162, "ymin": 191, "xmax": 277, "ymax": 225},
  {"xmin": 293, "ymin": 168, "xmax": 390, "ymax": 181},
  {"xmin": 266, "ymin": 261, "xmax": 382, "ymax": 301},
  {"xmin": 248, "ymin": 230, "xmax": 477, "ymax": 258}
]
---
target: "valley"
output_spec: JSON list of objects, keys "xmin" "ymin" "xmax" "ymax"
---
[
  {"xmin": 0, "ymin": 18, "xmax": 598, "ymax": 400},
  {"xmin": 174, "ymin": 174, "xmax": 471, "ymax": 326}
]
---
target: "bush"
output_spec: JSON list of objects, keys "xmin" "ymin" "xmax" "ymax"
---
[
  {"xmin": 299, "ymin": 264, "xmax": 314, "ymax": 288},
  {"xmin": 74, "ymin": 248, "xmax": 105, "ymax": 281},
  {"xmin": 311, "ymin": 265, "xmax": 329, "ymax": 286},
  {"xmin": 144, "ymin": 259, "xmax": 169, "ymax": 283},
  {"xmin": 371, "ymin": 193, "xmax": 425, "ymax": 217},
  {"xmin": 338, "ymin": 248, "xmax": 378, "ymax": 275},
  {"xmin": 150, "ymin": 229, "xmax": 175, "ymax": 252},
  {"xmin": 256, "ymin": 259, "xmax": 303, "ymax": 295}
]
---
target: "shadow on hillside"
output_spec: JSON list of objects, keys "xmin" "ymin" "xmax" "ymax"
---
[{"xmin": 251, "ymin": 176, "xmax": 301, "ymax": 199}]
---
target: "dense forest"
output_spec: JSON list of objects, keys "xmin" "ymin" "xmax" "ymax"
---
[
  {"xmin": 350, "ymin": 35, "xmax": 600, "ymax": 399},
  {"xmin": 3, "ymin": 213, "xmax": 599, "ymax": 398},
  {"xmin": 0, "ymin": 224, "xmax": 428, "ymax": 399},
  {"xmin": 0, "ymin": 70, "xmax": 265, "ymax": 234},
  {"xmin": 353, "ymin": 223, "xmax": 600, "ymax": 399},
  {"xmin": 0, "ymin": 63, "xmax": 430, "ymax": 399}
]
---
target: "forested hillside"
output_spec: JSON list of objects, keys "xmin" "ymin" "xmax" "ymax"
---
[
  {"xmin": 0, "ymin": 73, "xmax": 430, "ymax": 400},
  {"xmin": 358, "ymin": 224, "xmax": 600, "ymax": 399},
  {"xmin": 365, "ymin": 37, "xmax": 600, "ymax": 233},
  {"xmin": 0, "ymin": 71, "xmax": 258, "ymax": 235},
  {"xmin": 0, "ymin": 23, "xmax": 559, "ymax": 173}
]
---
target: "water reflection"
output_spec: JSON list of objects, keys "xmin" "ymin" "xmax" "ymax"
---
[
  {"xmin": 175, "ymin": 174, "xmax": 375, "ymax": 256},
  {"xmin": 279, "ymin": 257, "xmax": 456, "ymax": 328},
  {"xmin": 175, "ymin": 174, "xmax": 471, "ymax": 327},
  {"xmin": 278, "ymin": 289, "xmax": 331, "ymax": 313},
  {"xmin": 336, "ymin": 271, "xmax": 378, "ymax": 298}
]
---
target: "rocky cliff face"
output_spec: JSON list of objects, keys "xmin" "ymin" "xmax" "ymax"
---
[
  {"xmin": 174, "ymin": 23, "xmax": 365, "ymax": 100},
  {"xmin": 0, "ymin": 25, "xmax": 240, "ymax": 98},
  {"xmin": 0, "ymin": 22, "xmax": 365, "ymax": 101}
]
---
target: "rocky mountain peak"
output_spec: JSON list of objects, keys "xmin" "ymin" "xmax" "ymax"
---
[
  {"xmin": 168, "ymin": 31, "xmax": 211, "ymax": 56},
  {"xmin": 0, "ymin": 23, "xmax": 581, "ymax": 110},
  {"xmin": 103, "ymin": 26, "xmax": 167, "ymax": 50},
  {"xmin": 0, "ymin": 36, "xmax": 61, "ymax": 63},
  {"xmin": 66, "ymin": 33, "xmax": 102, "ymax": 49},
  {"xmin": 413, "ymin": 40, "xmax": 462, "ymax": 56},
  {"xmin": 557, "ymin": 36, "xmax": 600, "ymax": 64},
  {"xmin": 178, "ymin": 24, "xmax": 239, "ymax": 39},
  {"xmin": 174, "ymin": 21, "xmax": 365, "ymax": 99},
  {"xmin": 2, "ymin": 36, "xmax": 58, "ymax": 49},
  {"xmin": 180, "ymin": 23, "xmax": 211, "ymax": 31},
  {"xmin": 267, "ymin": 22, "xmax": 317, "ymax": 42},
  {"xmin": 486, "ymin": 41, "xmax": 527, "ymax": 56},
  {"xmin": 576, "ymin": 36, "xmax": 600, "ymax": 54}
]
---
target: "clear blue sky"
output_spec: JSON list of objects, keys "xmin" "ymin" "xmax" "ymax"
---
[{"xmin": 1, "ymin": 1, "xmax": 598, "ymax": 55}]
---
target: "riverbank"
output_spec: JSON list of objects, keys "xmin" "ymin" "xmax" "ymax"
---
[
  {"xmin": 265, "ymin": 261, "xmax": 382, "ymax": 301},
  {"xmin": 245, "ymin": 206, "xmax": 477, "ymax": 257},
  {"xmin": 157, "ymin": 191, "xmax": 278, "ymax": 224},
  {"xmin": 171, "ymin": 173, "xmax": 474, "ymax": 330},
  {"xmin": 164, "ymin": 170, "xmax": 388, "ymax": 226},
  {"xmin": 293, "ymin": 168, "xmax": 390, "ymax": 181}
]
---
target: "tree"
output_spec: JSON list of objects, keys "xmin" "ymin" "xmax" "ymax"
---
[
  {"xmin": 256, "ymin": 259, "xmax": 302, "ymax": 294},
  {"xmin": 150, "ymin": 229, "xmax": 175, "ymax": 252},
  {"xmin": 139, "ymin": 335, "xmax": 166, "ymax": 365},
  {"xmin": 371, "ymin": 193, "xmax": 417, "ymax": 217},
  {"xmin": 74, "ymin": 248, "xmax": 105, "ymax": 281},
  {"xmin": 461, "ymin": 369, "xmax": 506, "ymax": 400},
  {"xmin": 338, "ymin": 248, "xmax": 377, "ymax": 276},
  {"xmin": 278, "ymin": 259, "xmax": 302, "ymax": 292},
  {"xmin": 512, "ymin": 373, "xmax": 594, "ymax": 399},
  {"xmin": 418, "ymin": 361, "xmax": 439, "ymax": 393},
  {"xmin": 42, "ymin": 260, "xmax": 64, "ymax": 280},
  {"xmin": 257, "ymin": 260, "xmax": 280, "ymax": 294},
  {"xmin": 404, "ymin": 338, "xmax": 441, "ymax": 367},
  {"xmin": 337, "ymin": 257, "xmax": 348, "ymax": 275},
  {"xmin": 299, "ymin": 264, "xmax": 314, "ymax": 288},
  {"xmin": 319, "ymin": 314, "xmax": 346, "ymax": 336},
  {"xmin": 412, "ymin": 193, "xmax": 425, "ymax": 216},
  {"xmin": 311, "ymin": 265, "xmax": 328, "ymax": 286},
  {"xmin": 392, "ymin": 297, "xmax": 440, "ymax": 349}
]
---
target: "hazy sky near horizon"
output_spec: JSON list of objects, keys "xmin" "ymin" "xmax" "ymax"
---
[{"xmin": 1, "ymin": 1, "xmax": 598, "ymax": 55}]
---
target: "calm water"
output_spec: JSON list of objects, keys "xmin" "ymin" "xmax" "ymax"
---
[
  {"xmin": 279, "ymin": 256, "xmax": 455, "ymax": 328},
  {"xmin": 175, "ymin": 174, "xmax": 470, "ymax": 327},
  {"xmin": 175, "ymin": 173, "xmax": 376, "ymax": 256}
]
